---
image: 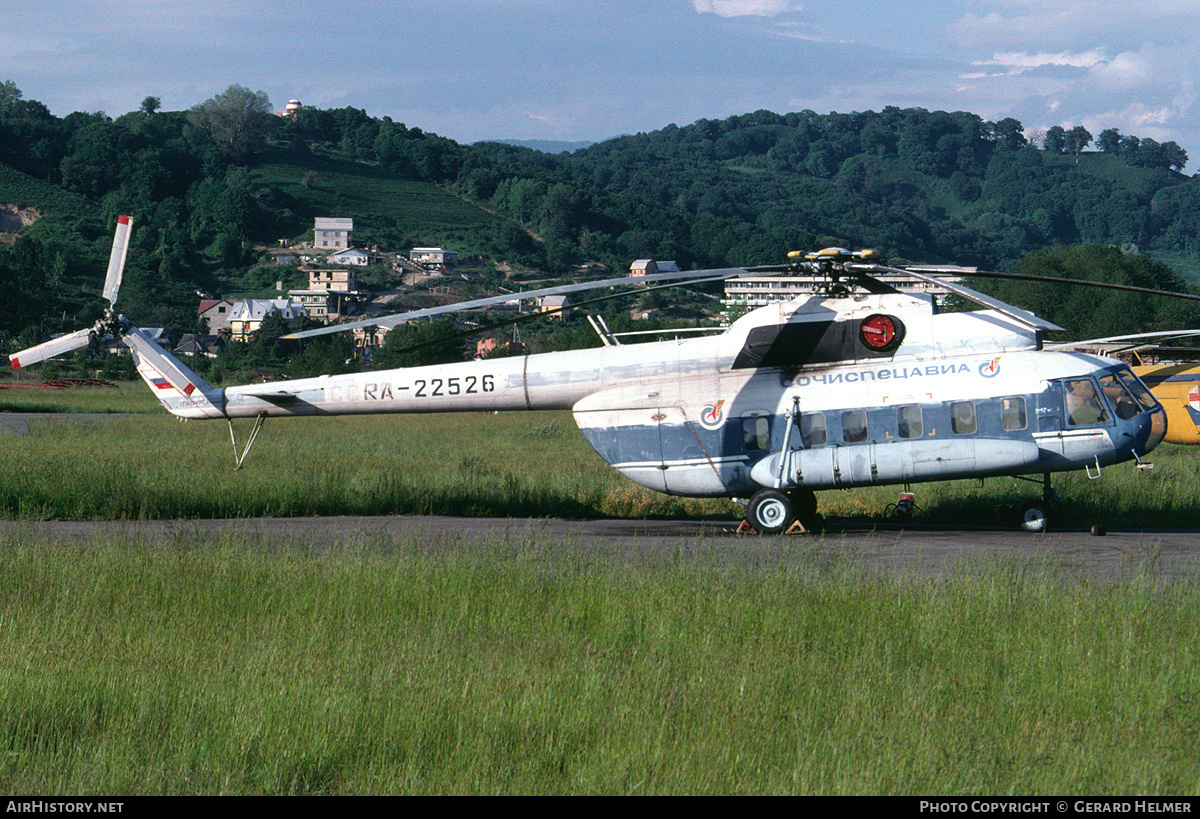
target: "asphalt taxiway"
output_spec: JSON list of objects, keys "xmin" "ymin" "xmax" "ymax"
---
[{"xmin": 1, "ymin": 516, "xmax": 1196, "ymax": 583}]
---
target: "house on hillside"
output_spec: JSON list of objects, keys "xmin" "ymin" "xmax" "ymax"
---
[
  {"xmin": 198, "ymin": 299, "xmax": 237, "ymax": 334},
  {"xmin": 288, "ymin": 268, "xmax": 362, "ymax": 322},
  {"xmin": 410, "ymin": 247, "xmax": 459, "ymax": 269},
  {"xmin": 228, "ymin": 298, "xmax": 307, "ymax": 340},
  {"xmin": 314, "ymin": 217, "xmax": 353, "ymax": 250},
  {"xmin": 329, "ymin": 247, "xmax": 369, "ymax": 266},
  {"xmin": 631, "ymin": 259, "xmax": 679, "ymax": 277},
  {"xmin": 174, "ymin": 334, "xmax": 225, "ymax": 358},
  {"xmin": 540, "ymin": 294, "xmax": 570, "ymax": 319}
]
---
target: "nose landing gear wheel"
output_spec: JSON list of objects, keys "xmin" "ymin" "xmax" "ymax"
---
[
  {"xmin": 747, "ymin": 489, "xmax": 794, "ymax": 535},
  {"xmin": 1020, "ymin": 502, "xmax": 1049, "ymax": 533}
]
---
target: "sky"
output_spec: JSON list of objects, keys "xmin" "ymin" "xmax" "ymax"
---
[{"xmin": 3, "ymin": 0, "xmax": 1199, "ymax": 167}]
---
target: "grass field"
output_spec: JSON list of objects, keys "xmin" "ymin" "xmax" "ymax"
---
[
  {"xmin": 0, "ymin": 530, "xmax": 1197, "ymax": 794},
  {"xmin": 2, "ymin": 380, "xmax": 1199, "ymax": 527},
  {"xmin": 0, "ymin": 382, "xmax": 161, "ymax": 415},
  {"xmin": 3, "ymin": 382, "xmax": 1200, "ymax": 794}
]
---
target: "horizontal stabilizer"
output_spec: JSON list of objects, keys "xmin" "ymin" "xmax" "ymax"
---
[
  {"xmin": 241, "ymin": 391, "xmax": 301, "ymax": 404},
  {"xmin": 8, "ymin": 328, "xmax": 93, "ymax": 369}
]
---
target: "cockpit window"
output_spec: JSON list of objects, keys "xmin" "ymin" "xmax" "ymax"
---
[
  {"xmin": 1115, "ymin": 369, "xmax": 1159, "ymax": 410},
  {"xmin": 1098, "ymin": 373, "xmax": 1142, "ymax": 420},
  {"xmin": 1065, "ymin": 378, "xmax": 1110, "ymax": 426}
]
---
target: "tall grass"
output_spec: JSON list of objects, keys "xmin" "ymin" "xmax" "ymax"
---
[
  {"xmin": 0, "ymin": 528, "xmax": 1196, "ymax": 794},
  {"xmin": 0, "ymin": 382, "xmax": 161, "ymax": 415},
  {"xmin": 2, "ymin": 403, "xmax": 1198, "ymax": 527}
]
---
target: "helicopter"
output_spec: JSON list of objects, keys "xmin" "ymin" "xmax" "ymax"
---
[
  {"xmin": 1135, "ymin": 363, "xmax": 1200, "ymax": 444},
  {"xmin": 8, "ymin": 219, "xmax": 1177, "ymax": 534}
]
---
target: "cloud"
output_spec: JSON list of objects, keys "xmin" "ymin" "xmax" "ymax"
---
[
  {"xmin": 973, "ymin": 50, "xmax": 1109, "ymax": 72},
  {"xmin": 692, "ymin": 0, "xmax": 801, "ymax": 17}
]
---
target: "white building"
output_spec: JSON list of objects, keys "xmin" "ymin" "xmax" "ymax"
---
[
  {"xmin": 329, "ymin": 248, "xmax": 369, "ymax": 266},
  {"xmin": 410, "ymin": 247, "xmax": 459, "ymax": 269},
  {"xmin": 314, "ymin": 218, "xmax": 353, "ymax": 250},
  {"xmin": 723, "ymin": 271, "xmax": 963, "ymax": 311}
]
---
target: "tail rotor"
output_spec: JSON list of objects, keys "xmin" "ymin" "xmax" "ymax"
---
[{"xmin": 9, "ymin": 215, "xmax": 133, "ymax": 371}]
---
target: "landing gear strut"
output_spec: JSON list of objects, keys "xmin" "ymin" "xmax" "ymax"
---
[{"xmin": 1014, "ymin": 473, "xmax": 1058, "ymax": 533}]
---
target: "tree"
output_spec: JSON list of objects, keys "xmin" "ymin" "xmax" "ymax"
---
[
  {"xmin": 1161, "ymin": 141, "xmax": 1189, "ymax": 172},
  {"xmin": 373, "ymin": 320, "xmax": 465, "ymax": 369},
  {"xmin": 1043, "ymin": 126, "xmax": 1067, "ymax": 154},
  {"xmin": 187, "ymin": 85, "xmax": 273, "ymax": 160},
  {"xmin": 1097, "ymin": 128, "xmax": 1122, "ymax": 154},
  {"xmin": 140, "ymin": 96, "xmax": 161, "ymax": 116},
  {"xmin": 1119, "ymin": 134, "xmax": 1141, "ymax": 158},
  {"xmin": 991, "ymin": 118, "xmax": 1027, "ymax": 151},
  {"xmin": 1068, "ymin": 126, "xmax": 1092, "ymax": 159},
  {"xmin": 0, "ymin": 80, "xmax": 21, "ymax": 112}
]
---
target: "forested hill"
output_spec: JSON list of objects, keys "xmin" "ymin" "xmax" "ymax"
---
[
  {"xmin": 1, "ymin": 82, "xmax": 1199, "ymax": 344},
  {"xmin": 525, "ymin": 109, "xmax": 1198, "ymax": 272}
]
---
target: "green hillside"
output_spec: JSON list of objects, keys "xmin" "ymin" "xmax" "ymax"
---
[
  {"xmin": 3, "ymin": 84, "xmax": 1199, "ymax": 349},
  {"xmin": 248, "ymin": 150, "xmax": 502, "ymax": 249}
]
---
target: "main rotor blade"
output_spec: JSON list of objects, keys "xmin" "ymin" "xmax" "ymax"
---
[
  {"xmin": 929, "ymin": 268, "xmax": 1200, "ymax": 304},
  {"xmin": 8, "ymin": 328, "xmax": 93, "ymax": 369},
  {"xmin": 1048, "ymin": 329, "xmax": 1200, "ymax": 353},
  {"xmin": 102, "ymin": 215, "xmax": 132, "ymax": 306},
  {"xmin": 378, "ymin": 273, "xmax": 733, "ymax": 358},
  {"xmin": 853, "ymin": 263, "xmax": 1065, "ymax": 332},
  {"xmin": 281, "ymin": 266, "xmax": 749, "ymax": 340}
]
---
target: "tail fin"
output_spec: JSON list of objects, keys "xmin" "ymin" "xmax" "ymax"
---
[{"xmin": 123, "ymin": 326, "xmax": 225, "ymax": 418}]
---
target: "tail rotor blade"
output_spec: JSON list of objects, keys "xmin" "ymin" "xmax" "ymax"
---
[
  {"xmin": 102, "ymin": 215, "xmax": 132, "ymax": 306},
  {"xmin": 8, "ymin": 328, "xmax": 93, "ymax": 370}
]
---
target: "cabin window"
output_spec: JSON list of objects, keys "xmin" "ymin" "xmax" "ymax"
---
[
  {"xmin": 951, "ymin": 401, "xmax": 977, "ymax": 434},
  {"xmin": 800, "ymin": 412, "xmax": 827, "ymax": 447},
  {"xmin": 743, "ymin": 417, "xmax": 770, "ymax": 451},
  {"xmin": 842, "ymin": 409, "xmax": 868, "ymax": 443},
  {"xmin": 1064, "ymin": 380, "xmax": 1109, "ymax": 426},
  {"xmin": 1001, "ymin": 397, "xmax": 1027, "ymax": 431},
  {"xmin": 897, "ymin": 405, "xmax": 922, "ymax": 439}
]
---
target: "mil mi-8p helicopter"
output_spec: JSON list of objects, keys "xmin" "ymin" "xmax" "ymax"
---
[{"xmin": 9, "ymin": 218, "xmax": 1180, "ymax": 533}]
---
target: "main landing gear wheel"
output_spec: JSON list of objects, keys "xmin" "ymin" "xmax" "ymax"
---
[{"xmin": 747, "ymin": 489, "xmax": 793, "ymax": 535}]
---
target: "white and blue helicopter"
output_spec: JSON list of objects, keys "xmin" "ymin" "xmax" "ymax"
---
[{"xmin": 9, "ymin": 218, "xmax": 1176, "ymax": 533}]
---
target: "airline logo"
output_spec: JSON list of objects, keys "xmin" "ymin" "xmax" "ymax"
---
[
  {"xmin": 979, "ymin": 356, "xmax": 1001, "ymax": 378},
  {"xmin": 700, "ymin": 400, "xmax": 726, "ymax": 429}
]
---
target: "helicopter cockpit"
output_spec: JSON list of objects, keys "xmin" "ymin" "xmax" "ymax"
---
[{"xmin": 1063, "ymin": 368, "xmax": 1160, "ymax": 427}]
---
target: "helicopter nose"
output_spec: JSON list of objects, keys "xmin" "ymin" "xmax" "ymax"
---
[{"xmin": 1139, "ymin": 406, "xmax": 1167, "ymax": 454}]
